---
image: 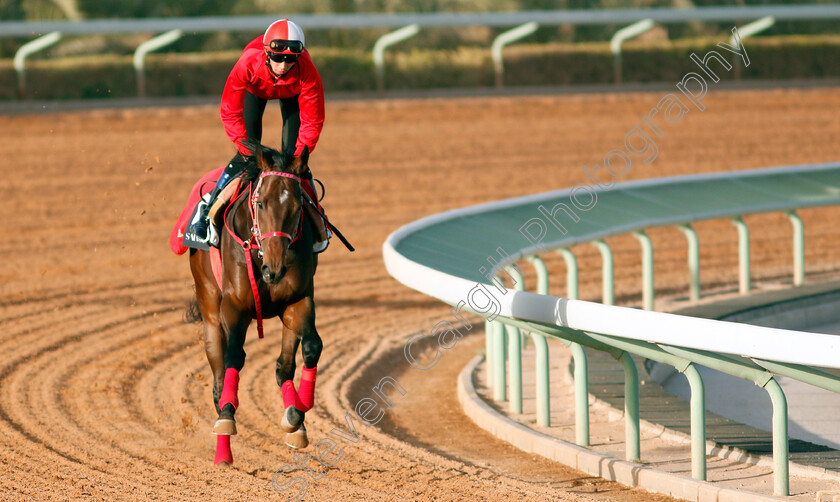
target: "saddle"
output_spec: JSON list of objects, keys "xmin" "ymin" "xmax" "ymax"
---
[{"xmin": 170, "ymin": 168, "xmax": 334, "ymax": 256}]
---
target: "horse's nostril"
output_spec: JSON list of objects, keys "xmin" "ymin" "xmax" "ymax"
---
[{"xmin": 261, "ymin": 264, "xmax": 286, "ymax": 283}]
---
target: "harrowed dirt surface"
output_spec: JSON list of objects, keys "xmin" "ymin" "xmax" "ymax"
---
[{"xmin": 2, "ymin": 87, "xmax": 839, "ymax": 501}]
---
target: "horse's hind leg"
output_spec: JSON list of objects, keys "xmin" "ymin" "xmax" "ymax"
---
[{"xmin": 190, "ymin": 251, "xmax": 233, "ymax": 465}]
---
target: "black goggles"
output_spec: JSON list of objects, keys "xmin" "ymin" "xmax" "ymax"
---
[
  {"xmin": 267, "ymin": 52, "xmax": 300, "ymax": 64},
  {"xmin": 266, "ymin": 39, "xmax": 304, "ymax": 54}
]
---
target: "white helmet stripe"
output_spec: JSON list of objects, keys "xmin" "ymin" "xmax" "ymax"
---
[{"xmin": 263, "ymin": 18, "xmax": 306, "ymax": 48}]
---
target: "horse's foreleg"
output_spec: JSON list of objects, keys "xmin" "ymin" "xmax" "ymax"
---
[
  {"xmin": 212, "ymin": 298, "xmax": 250, "ymax": 450},
  {"xmin": 277, "ymin": 297, "xmax": 320, "ymax": 443},
  {"xmin": 276, "ymin": 326, "xmax": 302, "ymax": 433},
  {"xmin": 297, "ymin": 320, "xmax": 322, "ymax": 412}
]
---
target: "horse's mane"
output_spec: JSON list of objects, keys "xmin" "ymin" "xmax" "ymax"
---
[{"xmin": 239, "ymin": 139, "xmax": 295, "ymax": 184}]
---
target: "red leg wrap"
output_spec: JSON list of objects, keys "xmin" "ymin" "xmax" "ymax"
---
[
  {"xmin": 296, "ymin": 367, "xmax": 317, "ymax": 412},
  {"xmin": 218, "ymin": 368, "xmax": 240, "ymax": 411},
  {"xmin": 214, "ymin": 435, "xmax": 233, "ymax": 465},
  {"xmin": 281, "ymin": 380, "xmax": 297, "ymax": 409}
]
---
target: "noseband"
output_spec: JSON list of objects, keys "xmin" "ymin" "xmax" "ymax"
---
[{"xmin": 249, "ymin": 171, "xmax": 303, "ymax": 259}]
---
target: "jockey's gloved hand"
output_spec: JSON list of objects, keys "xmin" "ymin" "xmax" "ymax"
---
[
  {"xmin": 241, "ymin": 155, "xmax": 260, "ymax": 180},
  {"xmin": 223, "ymin": 152, "xmax": 257, "ymax": 179},
  {"xmin": 238, "ymin": 152, "xmax": 255, "ymax": 165}
]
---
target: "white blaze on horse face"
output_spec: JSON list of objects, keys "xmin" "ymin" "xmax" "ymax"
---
[{"xmin": 279, "ymin": 189, "xmax": 290, "ymax": 204}]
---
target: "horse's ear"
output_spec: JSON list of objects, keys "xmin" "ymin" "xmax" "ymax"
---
[{"xmin": 292, "ymin": 145, "xmax": 310, "ymax": 175}]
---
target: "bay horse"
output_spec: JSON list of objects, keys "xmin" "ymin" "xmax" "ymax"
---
[{"xmin": 189, "ymin": 139, "xmax": 322, "ymax": 466}]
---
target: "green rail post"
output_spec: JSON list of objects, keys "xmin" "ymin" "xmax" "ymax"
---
[
  {"xmin": 134, "ymin": 29, "xmax": 183, "ymax": 98},
  {"xmin": 633, "ymin": 230, "xmax": 655, "ymax": 310},
  {"xmin": 485, "ymin": 319, "xmax": 494, "ymax": 387},
  {"xmin": 526, "ymin": 256, "xmax": 551, "ymax": 427},
  {"xmin": 683, "ymin": 364, "xmax": 707, "ymax": 480},
  {"xmin": 764, "ymin": 377, "xmax": 789, "ymax": 496},
  {"xmin": 618, "ymin": 351, "xmax": 641, "ymax": 462},
  {"xmin": 373, "ymin": 24, "xmax": 420, "ymax": 92},
  {"xmin": 678, "ymin": 224, "xmax": 701, "ymax": 301},
  {"xmin": 658, "ymin": 345, "xmax": 791, "ymax": 493},
  {"xmin": 557, "ymin": 249, "xmax": 592, "ymax": 446},
  {"xmin": 610, "ymin": 19, "xmax": 655, "ymax": 85},
  {"xmin": 571, "ymin": 343, "xmax": 590, "ymax": 446},
  {"xmin": 731, "ymin": 16, "xmax": 774, "ymax": 80},
  {"xmin": 493, "ymin": 318, "xmax": 506, "ymax": 402},
  {"xmin": 593, "ymin": 240, "xmax": 615, "ymax": 305},
  {"xmin": 786, "ymin": 211, "xmax": 805, "ymax": 286},
  {"xmin": 492, "ymin": 22, "xmax": 539, "ymax": 88},
  {"xmin": 14, "ymin": 31, "xmax": 61, "ymax": 99},
  {"xmin": 730, "ymin": 217, "xmax": 751, "ymax": 294},
  {"xmin": 557, "ymin": 248, "xmax": 579, "ymax": 299},
  {"xmin": 507, "ymin": 324, "xmax": 523, "ymax": 414},
  {"xmin": 506, "ymin": 265, "xmax": 528, "ymax": 348}
]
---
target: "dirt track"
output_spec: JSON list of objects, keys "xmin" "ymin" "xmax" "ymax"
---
[{"xmin": 2, "ymin": 87, "xmax": 840, "ymax": 501}]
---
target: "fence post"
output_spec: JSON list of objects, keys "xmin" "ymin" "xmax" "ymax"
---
[
  {"xmin": 786, "ymin": 211, "xmax": 804, "ymax": 286},
  {"xmin": 678, "ymin": 224, "xmax": 701, "ymax": 301},
  {"xmin": 373, "ymin": 24, "xmax": 419, "ymax": 92},
  {"xmin": 134, "ymin": 29, "xmax": 182, "ymax": 98},
  {"xmin": 764, "ymin": 377, "xmax": 789, "ymax": 496},
  {"xmin": 610, "ymin": 19, "xmax": 654, "ymax": 84},
  {"xmin": 570, "ymin": 343, "xmax": 590, "ymax": 446},
  {"xmin": 683, "ymin": 364, "xmax": 707, "ymax": 480},
  {"xmin": 485, "ymin": 319, "xmax": 494, "ymax": 388},
  {"xmin": 730, "ymin": 16, "xmax": 774, "ymax": 80},
  {"xmin": 730, "ymin": 216, "xmax": 751, "ymax": 294},
  {"xmin": 633, "ymin": 230, "xmax": 654, "ymax": 310},
  {"xmin": 526, "ymin": 256, "xmax": 551, "ymax": 426},
  {"xmin": 593, "ymin": 240, "xmax": 615, "ymax": 305},
  {"xmin": 493, "ymin": 315, "xmax": 507, "ymax": 402},
  {"xmin": 491, "ymin": 22, "xmax": 538, "ymax": 88},
  {"xmin": 14, "ymin": 31, "xmax": 61, "ymax": 99},
  {"xmin": 557, "ymin": 248, "xmax": 579, "ymax": 299},
  {"xmin": 618, "ymin": 351, "xmax": 640, "ymax": 462}
]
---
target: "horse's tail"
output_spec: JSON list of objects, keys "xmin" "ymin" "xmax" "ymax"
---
[{"xmin": 184, "ymin": 296, "xmax": 203, "ymax": 323}]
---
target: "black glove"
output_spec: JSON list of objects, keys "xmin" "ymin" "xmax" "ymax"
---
[{"xmin": 224, "ymin": 152, "xmax": 257, "ymax": 178}]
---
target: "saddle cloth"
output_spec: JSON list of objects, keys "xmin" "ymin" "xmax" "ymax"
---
[{"xmin": 170, "ymin": 167, "xmax": 224, "ymax": 256}]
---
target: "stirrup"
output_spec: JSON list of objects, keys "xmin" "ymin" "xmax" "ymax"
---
[{"xmin": 191, "ymin": 218, "xmax": 210, "ymax": 241}]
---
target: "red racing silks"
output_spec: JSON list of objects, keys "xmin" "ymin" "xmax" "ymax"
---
[{"xmin": 218, "ymin": 367, "xmax": 240, "ymax": 411}]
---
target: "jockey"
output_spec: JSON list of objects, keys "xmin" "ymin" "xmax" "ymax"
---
[{"xmin": 190, "ymin": 18, "xmax": 330, "ymax": 253}]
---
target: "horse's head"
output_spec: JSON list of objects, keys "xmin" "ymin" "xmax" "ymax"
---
[{"xmin": 240, "ymin": 139, "xmax": 309, "ymax": 285}]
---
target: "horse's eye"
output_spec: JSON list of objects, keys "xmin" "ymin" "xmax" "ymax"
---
[{"xmin": 257, "ymin": 201, "xmax": 264, "ymax": 209}]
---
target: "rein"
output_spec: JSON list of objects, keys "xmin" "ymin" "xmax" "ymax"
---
[{"xmin": 222, "ymin": 170, "xmax": 303, "ymax": 339}]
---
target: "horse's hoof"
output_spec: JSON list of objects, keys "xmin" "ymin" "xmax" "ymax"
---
[
  {"xmin": 279, "ymin": 405, "xmax": 304, "ymax": 433},
  {"xmin": 215, "ymin": 461, "xmax": 232, "ymax": 468},
  {"xmin": 285, "ymin": 425, "xmax": 308, "ymax": 449},
  {"xmin": 213, "ymin": 417, "xmax": 237, "ymax": 436}
]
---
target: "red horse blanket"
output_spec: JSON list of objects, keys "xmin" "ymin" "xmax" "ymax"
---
[
  {"xmin": 170, "ymin": 167, "xmax": 225, "ymax": 288},
  {"xmin": 170, "ymin": 167, "xmax": 224, "ymax": 255}
]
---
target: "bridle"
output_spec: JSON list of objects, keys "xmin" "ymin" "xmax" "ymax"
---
[
  {"xmin": 222, "ymin": 169, "xmax": 304, "ymax": 339},
  {"xmin": 248, "ymin": 170, "xmax": 303, "ymax": 259}
]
